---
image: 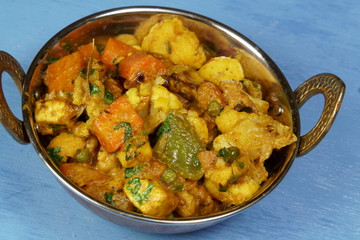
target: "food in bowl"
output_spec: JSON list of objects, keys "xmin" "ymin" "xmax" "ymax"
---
[{"xmin": 33, "ymin": 15, "xmax": 297, "ymax": 218}]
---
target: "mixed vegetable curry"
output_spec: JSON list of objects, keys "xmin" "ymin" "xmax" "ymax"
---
[{"xmin": 34, "ymin": 15, "xmax": 297, "ymax": 218}]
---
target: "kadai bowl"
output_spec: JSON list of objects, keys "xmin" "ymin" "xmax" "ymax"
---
[{"xmin": 0, "ymin": 6, "xmax": 345, "ymax": 234}]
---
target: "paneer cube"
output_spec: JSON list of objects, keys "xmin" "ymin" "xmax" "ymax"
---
[
  {"xmin": 123, "ymin": 177, "xmax": 178, "ymax": 217},
  {"xmin": 117, "ymin": 136, "xmax": 152, "ymax": 168},
  {"xmin": 35, "ymin": 99, "xmax": 80, "ymax": 125}
]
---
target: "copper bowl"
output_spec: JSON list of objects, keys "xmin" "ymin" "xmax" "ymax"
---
[{"xmin": 0, "ymin": 6, "xmax": 345, "ymax": 234}]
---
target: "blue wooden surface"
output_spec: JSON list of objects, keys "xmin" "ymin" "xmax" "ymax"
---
[{"xmin": 0, "ymin": 0, "xmax": 359, "ymax": 239}]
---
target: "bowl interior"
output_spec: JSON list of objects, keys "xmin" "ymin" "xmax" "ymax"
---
[{"xmin": 23, "ymin": 6, "xmax": 299, "ymax": 223}]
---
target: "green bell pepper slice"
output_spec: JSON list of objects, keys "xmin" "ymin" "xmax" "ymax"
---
[{"xmin": 153, "ymin": 113, "xmax": 205, "ymax": 180}]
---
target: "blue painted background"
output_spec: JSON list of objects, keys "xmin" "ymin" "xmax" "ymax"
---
[{"xmin": 0, "ymin": 0, "xmax": 359, "ymax": 239}]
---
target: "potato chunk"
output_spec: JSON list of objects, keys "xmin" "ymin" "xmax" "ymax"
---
[
  {"xmin": 141, "ymin": 17, "xmax": 206, "ymax": 68},
  {"xmin": 204, "ymin": 177, "xmax": 260, "ymax": 205},
  {"xmin": 47, "ymin": 132, "xmax": 86, "ymax": 163},
  {"xmin": 117, "ymin": 135, "xmax": 152, "ymax": 168},
  {"xmin": 123, "ymin": 177, "xmax": 178, "ymax": 217}
]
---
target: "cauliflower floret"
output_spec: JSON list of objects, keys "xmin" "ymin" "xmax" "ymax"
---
[
  {"xmin": 198, "ymin": 57, "xmax": 244, "ymax": 84},
  {"xmin": 125, "ymin": 88, "xmax": 142, "ymax": 108},
  {"xmin": 141, "ymin": 17, "xmax": 206, "ymax": 68},
  {"xmin": 208, "ymin": 107, "xmax": 296, "ymax": 205},
  {"xmin": 214, "ymin": 109, "xmax": 297, "ymax": 162},
  {"xmin": 218, "ymin": 79, "xmax": 269, "ymax": 113},
  {"xmin": 96, "ymin": 148, "xmax": 120, "ymax": 173},
  {"xmin": 186, "ymin": 110, "xmax": 209, "ymax": 143},
  {"xmin": 215, "ymin": 106, "xmax": 248, "ymax": 133},
  {"xmin": 72, "ymin": 75, "xmax": 89, "ymax": 105},
  {"xmin": 145, "ymin": 84, "xmax": 183, "ymax": 133},
  {"xmin": 199, "ymin": 148, "xmax": 255, "ymax": 205}
]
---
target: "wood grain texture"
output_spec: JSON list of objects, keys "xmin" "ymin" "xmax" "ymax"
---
[{"xmin": 0, "ymin": 0, "xmax": 359, "ymax": 239}]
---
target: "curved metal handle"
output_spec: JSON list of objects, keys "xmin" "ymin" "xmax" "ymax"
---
[
  {"xmin": 295, "ymin": 73, "xmax": 345, "ymax": 156},
  {"xmin": 0, "ymin": 51, "xmax": 29, "ymax": 144}
]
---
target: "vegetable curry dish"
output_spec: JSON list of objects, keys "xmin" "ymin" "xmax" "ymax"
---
[{"xmin": 34, "ymin": 15, "xmax": 297, "ymax": 218}]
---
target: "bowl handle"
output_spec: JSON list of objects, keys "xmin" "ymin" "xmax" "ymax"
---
[
  {"xmin": 294, "ymin": 73, "xmax": 345, "ymax": 156},
  {"xmin": 0, "ymin": 51, "xmax": 29, "ymax": 144}
]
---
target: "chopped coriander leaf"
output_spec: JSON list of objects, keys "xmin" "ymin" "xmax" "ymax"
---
[
  {"xmin": 166, "ymin": 40, "xmax": 172, "ymax": 54},
  {"xmin": 125, "ymin": 151, "xmax": 137, "ymax": 161},
  {"xmin": 114, "ymin": 122, "xmax": 132, "ymax": 141},
  {"xmin": 219, "ymin": 186, "xmax": 228, "ymax": 192},
  {"xmin": 125, "ymin": 143, "xmax": 132, "ymax": 152},
  {"xmin": 230, "ymin": 175, "xmax": 240, "ymax": 184},
  {"xmin": 104, "ymin": 192, "xmax": 116, "ymax": 206},
  {"xmin": 237, "ymin": 161, "xmax": 245, "ymax": 169},
  {"xmin": 104, "ymin": 88, "xmax": 114, "ymax": 104},
  {"xmin": 96, "ymin": 44, "xmax": 105, "ymax": 54},
  {"xmin": 156, "ymin": 113, "xmax": 174, "ymax": 139},
  {"xmin": 47, "ymin": 57, "xmax": 59, "ymax": 64},
  {"xmin": 89, "ymin": 83, "xmax": 101, "ymax": 95},
  {"xmin": 50, "ymin": 124, "xmax": 65, "ymax": 131},
  {"xmin": 126, "ymin": 177, "xmax": 142, "ymax": 202},
  {"xmin": 126, "ymin": 177, "xmax": 155, "ymax": 205},
  {"xmin": 142, "ymin": 184, "xmax": 155, "ymax": 202},
  {"xmin": 62, "ymin": 42, "xmax": 72, "ymax": 52},
  {"xmin": 80, "ymin": 68, "xmax": 95, "ymax": 78},
  {"xmin": 124, "ymin": 165, "xmax": 143, "ymax": 178},
  {"xmin": 47, "ymin": 146, "xmax": 63, "ymax": 166}
]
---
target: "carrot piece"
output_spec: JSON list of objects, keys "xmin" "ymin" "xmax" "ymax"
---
[
  {"xmin": 92, "ymin": 96, "xmax": 144, "ymax": 152},
  {"xmin": 78, "ymin": 42, "xmax": 100, "ymax": 62},
  {"xmin": 46, "ymin": 51, "xmax": 85, "ymax": 93},
  {"xmin": 100, "ymin": 37, "xmax": 138, "ymax": 68},
  {"xmin": 118, "ymin": 51, "xmax": 167, "ymax": 89}
]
